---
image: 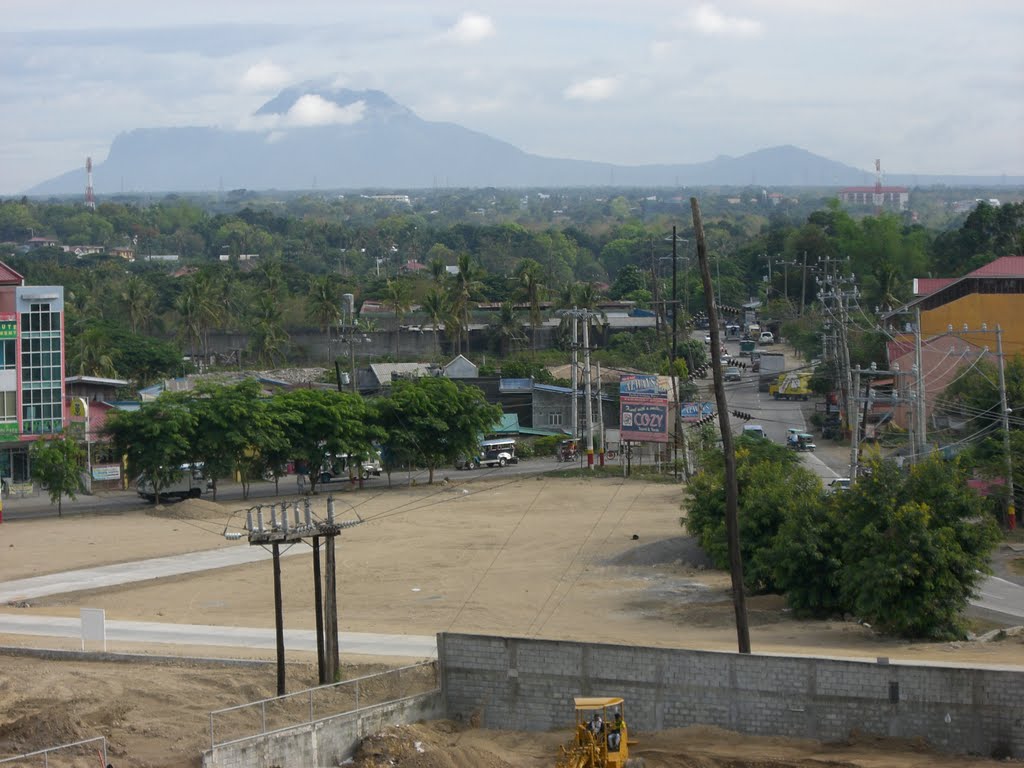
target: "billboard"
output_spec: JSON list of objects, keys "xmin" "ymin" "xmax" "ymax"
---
[
  {"xmin": 619, "ymin": 374, "xmax": 668, "ymax": 443},
  {"xmin": 681, "ymin": 401, "xmax": 715, "ymax": 423}
]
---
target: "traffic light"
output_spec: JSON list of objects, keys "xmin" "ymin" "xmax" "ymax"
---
[
  {"xmin": 692, "ymin": 411, "xmax": 717, "ymax": 427},
  {"xmin": 731, "ymin": 410, "xmax": 752, "ymax": 421}
]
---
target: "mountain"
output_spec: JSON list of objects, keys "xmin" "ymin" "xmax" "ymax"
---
[{"xmin": 26, "ymin": 87, "xmax": 1016, "ymax": 194}]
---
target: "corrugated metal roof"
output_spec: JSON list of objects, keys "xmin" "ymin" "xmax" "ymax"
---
[
  {"xmin": 368, "ymin": 362, "xmax": 433, "ymax": 384},
  {"xmin": 967, "ymin": 255, "xmax": 1024, "ymax": 277},
  {"xmin": 0, "ymin": 260, "xmax": 25, "ymax": 286}
]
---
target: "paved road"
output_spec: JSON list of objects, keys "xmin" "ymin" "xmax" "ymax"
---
[
  {"xmin": 0, "ymin": 458, "xmax": 550, "ymax": 521},
  {"xmin": 0, "ymin": 614, "xmax": 436, "ymax": 658}
]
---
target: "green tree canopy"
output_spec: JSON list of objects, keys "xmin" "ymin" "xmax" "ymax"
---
[
  {"xmin": 374, "ymin": 376, "xmax": 502, "ymax": 484},
  {"xmin": 29, "ymin": 433, "xmax": 85, "ymax": 517}
]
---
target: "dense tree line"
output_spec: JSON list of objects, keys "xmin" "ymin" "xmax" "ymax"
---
[
  {"xmin": 102, "ymin": 377, "xmax": 501, "ymax": 502},
  {"xmin": 0, "ymin": 194, "xmax": 1019, "ymax": 389}
]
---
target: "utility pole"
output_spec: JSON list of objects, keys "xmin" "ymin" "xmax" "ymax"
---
[
  {"xmin": 571, "ymin": 310, "xmax": 579, "ymax": 446},
  {"xmin": 583, "ymin": 315, "xmax": 594, "ymax": 469},
  {"xmin": 849, "ymin": 367, "xmax": 861, "ymax": 480},
  {"xmin": 914, "ymin": 306, "xmax": 927, "ymax": 456},
  {"xmin": 691, "ymin": 196, "xmax": 750, "ymax": 654},
  {"xmin": 996, "ymin": 325, "xmax": 1017, "ymax": 528},
  {"xmin": 800, "ymin": 251, "xmax": 808, "ymax": 316},
  {"xmin": 671, "ymin": 227, "xmax": 679, "ymax": 480},
  {"xmin": 596, "ymin": 361, "xmax": 605, "ymax": 466}
]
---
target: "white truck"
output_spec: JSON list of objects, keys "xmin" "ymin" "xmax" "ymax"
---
[
  {"xmin": 136, "ymin": 464, "xmax": 207, "ymax": 502},
  {"xmin": 757, "ymin": 351, "xmax": 786, "ymax": 392}
]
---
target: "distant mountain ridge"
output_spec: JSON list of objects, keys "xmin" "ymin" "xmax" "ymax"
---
[{"xmin": 27, "ymin": 87, "xmax": 1023, "ymax": 194}]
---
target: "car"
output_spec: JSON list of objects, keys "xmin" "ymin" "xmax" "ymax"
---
[
  {"xmin": 759, "ymin": 331, "xmax": 775, "ymax": 345},
  {"xmin": 742, "ymin": 425, "xmax": 768, "ymax": 439},
  {"xmin": 720, "ymin": 348, "xmax": 732, "ymax": 362},
  {"xmin": 724, "ymin": 366, "xmax": 741, "ymax": 382},
  {"xmin": 828, "ymin": 477, "xmax": 852, "ymax": 492}
]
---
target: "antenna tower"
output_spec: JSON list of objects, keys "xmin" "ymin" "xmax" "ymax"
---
[
  {"xmin": 85, "ymin": 157, "xmax": 96, "ymax": 210},
  {"xmin": 874, "ymin": 158, "xmax": 882, "ymax": 194}
]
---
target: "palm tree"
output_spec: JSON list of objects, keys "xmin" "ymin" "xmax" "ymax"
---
[
  {"xmin": 421, "ymin": 288, "xmax": 447, "ymax": 359},
  {"xmin": 870, "ymin": 260, "xmax": 904, "ymax": 313},
  {"xmin": 248, "ymin": 295, "xmax": 289, "ymax": 366},
  {"xmin": 385, "ymin": 278, "xmax": 414, "ymax": 358},
  {"xmin": 67, "ymin": 326, "xmax": 118, "ymax": 378},
  {"xmin": 174, "ymin": 274, "xmax": 220, "ymax": 360},
  {"xmin": 429, "ymin": 257, "xmax": 448, "ymax": 285},
  {"xmin": 306, "ymin": 275, "xmax": 342, "ymax": 361},
  {"xmin": 516, "ymin": 259, "xmax": 546, "ymax": 352},
  {"xmin": 490, "ymin": 301, "xmax": 526, "ymax": 357},
  {"xmin": 449, "ymin": 253, "xmax": 485, "ymax": 355},
  {"xmin": 120, "ymin": 274, "xmax": 155, "ymax": 334}
]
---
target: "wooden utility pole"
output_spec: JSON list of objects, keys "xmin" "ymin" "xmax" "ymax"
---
[
  {"xmin": 312, "ymin": 536, "xmax": 326, "ymax": 683},
  {"xmin": 324, "ymin": 498, "xmax": 340, "ymax": 682},
  {"xmin": 271, "ymin": 542, "xmax": 286, "ymax": 695},
  {"xmin": 690, "ymin": 196, "xmax": 751, "ymax": 654}
]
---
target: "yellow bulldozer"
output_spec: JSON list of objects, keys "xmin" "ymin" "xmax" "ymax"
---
[{"xmin": 555, "ymin": 696, "xmax": 633, "ymax": 768}]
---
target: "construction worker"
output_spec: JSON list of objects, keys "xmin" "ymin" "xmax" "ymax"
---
[{"xmin": 608, "ymin": 711, "xmax": 625, "ymax": 752}]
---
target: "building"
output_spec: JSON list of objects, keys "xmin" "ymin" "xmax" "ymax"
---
[
  {"xmin": 0, "ymin": 261, "xmax": 66, "ymax": 484},
  {"xmin": 837, "ymin": 185, "xmax": 909, "ymax": 211},
  {"xmin": 888, "ymin": 256, "xmax": 1024, "ymax": 356}
]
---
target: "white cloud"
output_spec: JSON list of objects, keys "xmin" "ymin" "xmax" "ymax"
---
[
  {"xmin": 240, "ymin": 61, "xmax": 291, "ymax": 90},
  {"xmin": 443, "ymin": 12, "xmax": 496, "ymax": 44},
  {"xmin": 564, "ymin": 77, "xmax": 621, "ymax": 102},
  {"xmin": 284, "ymin": 94, "xmax": 366, "ymax": 127},
  {"xmin": 690, "ymin": 4, "xmax": 763, "ymax": 38}
]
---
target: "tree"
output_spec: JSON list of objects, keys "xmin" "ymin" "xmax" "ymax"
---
[
  {"xmin": 120, "ymin": 274, "xmax": 156, "ymax": 334},
  {"xmin": 448, "ymin": 253, "xmax": 484, "ymax": 355},
  {"xmin": 685, "ymin": 436, "xmax": 823, "ymax": 593},
  {"xmin": 182, "ymin": 381, "xmax": 295, "ymax": 500},
  {"xmin": 385, "ymin": 277, "xmax": 414, "ymax": 357},
  {"xmin": 832, "ymin": 457, "xmax": 999, "ymax": 639},
  {"xmin": 29, "ymin": 434, "xmax": 85, "ymax": 517},
  {"xmin": 374, "ymin": 377, "xmax": 501, "ymax": 484},
  {"xmin": 306, "ymin": 275, "xmax": 342, "ymax": 362},
  {"xmin": 421, "ymin": 288, "xmax": 447, "ymax": 358},
  {"xmin": 489, "ymin": 301, "xmax": 526, "ymax": 357},
  {"xmin": 104, "ymin": 396, "xmax": 196, "ymax": 504},
  {"xmin": 515, "ymin": 258, "xmax": 546, "ymax": 352},
  {"xmin": 274, "ymin": 389, "xmax": 380, "ymax": 494}
]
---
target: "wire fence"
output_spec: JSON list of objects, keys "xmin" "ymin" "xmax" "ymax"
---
[
  {"xmin": 0, "ymin": 736, "xmax": 107, "ymax": 767},
  {"xmin": 208, "ymin": 660, "xmax": 438, "ymax": 749}
]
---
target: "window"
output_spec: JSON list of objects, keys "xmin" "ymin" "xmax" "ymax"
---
[
  {"xmin": 19, "ymin": 301, "xmax": 63, "ymax": 435},
  {"xmin": 547, "ymin": 412, "xmax": 563, "ymax": 426}
]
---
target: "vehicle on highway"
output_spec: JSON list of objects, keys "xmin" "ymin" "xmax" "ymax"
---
[
  {"xmin": 457, "ymin": 439, "xmax": 519, "ymax": 469},
  {"xmin": 739, "ymin": 339, "xmax": 756, "ymax": 356},
  {"xmin": 827, "ymin": 477, "xmax": 852, "ymax": 492},
  {"xmin": 786, "ymin": 429, "xmax": 817, "ymax": 452},
  {"xmin": 724, "ymin": 366, "xmax": 742, "ymax": 382},
  {"xmin": 759, "ymin": 331, "xmax": 775, "ymax": 345},
  {"xmin": 319, "ymin": 452, "xmax": 382, "ymax": 483},
  {"xmin": 742, "ymin": 425, "xmax": 768, "ymax": 440},
  {"xmin": 136, "ymin": 463, "xmax": 207, "ymax": 502}
]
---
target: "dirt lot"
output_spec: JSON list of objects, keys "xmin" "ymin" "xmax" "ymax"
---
[{"xmin": 0, "ymin": 476, "xmax": 1020, "ymax": 767}]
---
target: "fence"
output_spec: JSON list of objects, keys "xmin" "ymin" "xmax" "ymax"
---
[
  {"xmin": 0, "ymin": 736, "xmax": 107, "ymax": 767},
  {"xmin": 207, "ymin": 660, "xmax": 437, "ymax": 749}
]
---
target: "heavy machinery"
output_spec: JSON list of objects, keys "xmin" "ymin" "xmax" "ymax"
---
[
  {"xmin": 556, "ymin": 697, "xmax": 632, "ymax": 768},
  {"xmin": 769, "ymin": 371, "xmax": 812, "ymax": 401}
]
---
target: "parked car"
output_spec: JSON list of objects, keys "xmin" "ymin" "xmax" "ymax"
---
[
  {"xmin": 759, "ymin": 331, "xmax": 775, "ymax": 345},
  {"xmin": 724, "ymin": 366, "xmax": 742, "ymax": 382}
]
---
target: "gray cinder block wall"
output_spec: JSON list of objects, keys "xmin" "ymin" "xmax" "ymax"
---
[{"xmin": 438, "ymin": 633, "xmax": 1023, "ymax": 758}]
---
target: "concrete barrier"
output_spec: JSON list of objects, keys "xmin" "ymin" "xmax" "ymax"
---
[{"xmin": 438, "ymin": 633, "xmax": 1024, "ymax": 759}]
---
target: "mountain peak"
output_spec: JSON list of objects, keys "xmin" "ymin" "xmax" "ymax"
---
[{"xmin": 254, "ymin": 86, "xmax": 413, "ymax": 120}]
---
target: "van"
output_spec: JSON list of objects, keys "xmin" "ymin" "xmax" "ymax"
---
[
  {"xmin": 136, "ymin": 463, "xmax": 207, "ymax": 502},
  {"xmin": 741, "ymin": 425, "xmax": 768, "ymax": 440}
]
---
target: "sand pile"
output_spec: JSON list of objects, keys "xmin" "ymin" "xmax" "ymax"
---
[{"xmin": 350, "ymin": 722, "xmax": 518, "ymax": 768}]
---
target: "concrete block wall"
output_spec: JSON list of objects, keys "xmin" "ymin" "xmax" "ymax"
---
[
  {"xmin": 202, "ymin": 690, "xmax": 443, "ymax": 768},
  {"xmin": 438, "ymin": 633, "xmax": 1024, "ymax": 758}
]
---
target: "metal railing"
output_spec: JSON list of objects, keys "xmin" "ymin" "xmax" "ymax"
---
[
  {"xmin": 0, "ymin": 736, "xmax": 107, "ymax": 766},
  {"xmin": 208, "ymin": 660, "xmax": 438, "ymax": 749}
]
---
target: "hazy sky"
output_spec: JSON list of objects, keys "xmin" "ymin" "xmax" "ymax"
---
[{"xmin": 3, "ymin": 0, "xmax": 1022, "ymax": 194}]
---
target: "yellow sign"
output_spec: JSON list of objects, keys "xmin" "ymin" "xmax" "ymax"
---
[{"xmin": 69, "ymin": 397, "xmax": 88, "ymax": 420}]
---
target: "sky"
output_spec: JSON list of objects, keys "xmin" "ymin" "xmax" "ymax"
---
[{"xmin": 2, "ymin": 0, "xmax": 1022, "ymax": 194}]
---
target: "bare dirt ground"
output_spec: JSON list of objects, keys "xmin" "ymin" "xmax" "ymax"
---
[{"xmin": 0, "ymin": 476, "xmax": 1020, "ymax": 767}]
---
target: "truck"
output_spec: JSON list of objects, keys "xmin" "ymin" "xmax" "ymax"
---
[
  {"xmin": 757, "ymin": 351, "xmax": 786, "ymax": 392},
  {"xmin": 739, "ymin": 339, "xmax": 756, "ymax": 356},
  {"xmin": 769, "ymin": 371, "xmax": 812, "ymax": 400},
  {"xmin": 136, "ymin": 463, "xmax": 207, "ymax": 502}
]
